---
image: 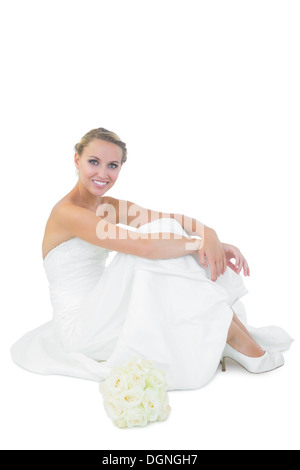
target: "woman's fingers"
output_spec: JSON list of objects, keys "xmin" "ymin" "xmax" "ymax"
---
[
  {"xmin": 237, "ymin": 254, "xmax": 249, "ymax": 276},
  {"xmin": 235, "ymin": 257, "xmax": 242, "ymax": 274},
  {"xmin": 208, "ymin": 257, "xmax": 224, "ymax": 281},
  {"xmin": 198, "ymin": 235, "xmax": 230, "ymax": 281},
  {"xmin": 227, "ymin": 260, "xmax": 237, "ymax": 271},
  {"xmin": 227, "ymin": 256, "xmax": 250, "ymax": 276},
  {"xmin": 198, "ymin": 249, "xmax": 208, "ymax": 268},
  {"xmin": 198, "ymin": 251, "xmax": 224, "ymax": 281},
  {"xmin": 244, "ymin": 259, "xmax": 250, "ymax": 276},
  {"xmin": 222, "ymin": 256, "xmax": 227, "ymax": 276},
  {"xmin": 210, "ymin": 261, "xmax": 218, "ymax": 282},
  {"xmin": 212, "ymin": 250, "xmax": 228, "ymax": 280}
]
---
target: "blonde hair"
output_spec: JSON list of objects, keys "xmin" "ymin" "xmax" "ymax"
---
[{"xmin": 75, "ymin": 127, "xmax": 127, "ymax": 164}]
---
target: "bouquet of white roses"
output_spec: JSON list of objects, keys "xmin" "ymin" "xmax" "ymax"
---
[{"xmin": 100, "ymin": 357, "xmax": 171, "ymax": 428}]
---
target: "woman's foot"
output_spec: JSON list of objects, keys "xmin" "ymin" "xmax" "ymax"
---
[
  {"xmin": 223, "ymin": 309, "xmax": 285, "ymax": 373},
  {"xmin": 227, "ymin": 314, "xmax": 265, "ymax": 358},
  {"xmin": 221, "ymin": 344, "xmax": 285, "ymax": 374}
]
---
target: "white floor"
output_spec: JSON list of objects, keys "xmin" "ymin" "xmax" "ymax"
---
[{"xmin": 2, "ymin": 330, "xmax": 298, "ymax": 451}]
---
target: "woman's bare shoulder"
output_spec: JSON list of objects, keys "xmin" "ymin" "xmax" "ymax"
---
[
  {"xmin": 42, "ymin": 195, "xmax": 118, "ymax": 260},
  {"xmin": 42, "ymin": 197, "xmax": 79, "ymax": 261}
]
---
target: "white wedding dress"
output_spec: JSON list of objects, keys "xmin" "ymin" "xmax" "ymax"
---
[{"xmin": 11, "ymin": 218, "xmax": 293, "ymax": 391}]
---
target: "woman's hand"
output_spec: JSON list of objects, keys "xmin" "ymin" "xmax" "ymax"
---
[
  {"xmin": 198, "ymin": 228, "xmax": 227, "ymax": 282},
  {"xmin": 222, "ymin": 243, "xmax": 250, "ymax": 276}
]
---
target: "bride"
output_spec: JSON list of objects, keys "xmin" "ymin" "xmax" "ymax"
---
[{"xmin": 11, "ymin": 127, "xmax": 293, "ymax": 390}]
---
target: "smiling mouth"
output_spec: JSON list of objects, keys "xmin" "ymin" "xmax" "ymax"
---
[{"xmin": 92, "ymin": 180, "xmax": 109, "ymax": 187}]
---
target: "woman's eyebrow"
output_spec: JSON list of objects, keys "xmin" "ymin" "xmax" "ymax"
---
[{"xmin": 88, "ymin": 156, "xmax": 120, "ymax": 164}]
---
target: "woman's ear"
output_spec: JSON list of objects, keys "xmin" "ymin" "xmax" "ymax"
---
[
  {"xmin": 74, "ymin": 152, "xmax": 79, "ymax": 170},
  {"xmin": 74, "ymin": 153, "xmax": 80, "ymax": 177}
]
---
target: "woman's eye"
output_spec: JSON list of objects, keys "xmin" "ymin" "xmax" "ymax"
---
[{"xmin": 88, "ymin": 160, "xmax": 118, "ymax": 169}]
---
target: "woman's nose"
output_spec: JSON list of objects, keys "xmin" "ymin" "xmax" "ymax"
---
[{"xmin": 97, "ymin": 168, "xmax": 109, "ymax": 179}]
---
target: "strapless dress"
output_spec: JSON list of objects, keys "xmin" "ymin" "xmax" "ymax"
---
[{"xmin": 10, "ymin": 218, "xmax": 293, "ymax": 390}]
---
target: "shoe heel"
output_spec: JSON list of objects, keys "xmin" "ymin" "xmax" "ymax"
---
[{"xmin": 221, "ymin": 357, "xmax": 226, "ymax": 372}]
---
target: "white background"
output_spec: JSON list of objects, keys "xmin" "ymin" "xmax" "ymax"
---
[{"xmin": 1, "ymin": 0, "xmax": 299, "ymax": 450}]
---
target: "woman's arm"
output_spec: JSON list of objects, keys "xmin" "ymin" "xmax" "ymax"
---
[
  {"xmin": 106, "ymin": 197, "xmax": 176, "ymax": 228},
  {"xmin": 106, "ymin": 197, "xmax": 206, "ymax": 236},
  {"xmin": 53, "ymin": 202, "xmax": 202, "ymax": 260},
  {"xmin": 105, "ymin": 198, "xmax": 226, "ymax": 281}
]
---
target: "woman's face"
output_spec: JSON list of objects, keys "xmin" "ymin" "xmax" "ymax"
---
[{"xmin": 74, "ymin": 139, "xmax": 123, "ymax": 196}]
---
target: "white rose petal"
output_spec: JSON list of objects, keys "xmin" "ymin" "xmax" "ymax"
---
[
  {"xmin": 114, "ymin": 417, "xmax": 128, "ymax": 429},
  {"xmin": 120, "ymin": 386, "xmax": 144, "ymax": 409},
  {"xmin": 104, "ymin": 398, "xmax": 126, "ymax": 421},
  {"xmin": 158, "ymin": 404, "xmax": 171, "ymax": 422},
  {"xmin": 142, "ymin": 387, "xmax": 162, "ymax": 422},
  {"xmin": 139, "ymin": 358, "xmax": 155, "ymax": 371},
  {"xmin": 123, "ymin": 357, "xmax": 142, "ymax": 372},
  {"xmin": 157, "ymin": 392, "xmax": 171, "ymax": 422},
  {"xmin": 123, "ymin": 405, "xmax": 148, "ymax": 428},
  {"xmin": 124, "ymin": 357, "xmax": 154, "ymax": 373},
  {"xmin": 146, "ymin": 368, "xmax": 168, "ymax": 391},
  {"xmin": 127, "ymin": 369, "xmax": 147, "ymax": 390},
  {"xmin": 100, "ymin": 368, "xmax": 128, "ymax": 397}
]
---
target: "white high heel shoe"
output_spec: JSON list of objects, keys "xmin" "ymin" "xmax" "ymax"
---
[{"xmin": 221, "ymin": 343, "xmax": 285, "ymax": 374}]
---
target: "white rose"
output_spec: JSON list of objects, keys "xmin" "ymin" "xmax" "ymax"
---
[
  {"xmin": 104, "ymin": 397, "xmax": 127, "ymax": 421},
  {"xmin": 127, "ymin": 369, "xmax": 147, "ymax": 390},
  {"xmin": 100, "ymin": 368, "xmax": 128, "ymax": 399},
  {"xmin": 113, "ymin": 416, "xmax": 128, "ymax": 429},
  {"xmin": 123, "ymin": 357, "xmax": 142, "ymax": 372},
  {"xmin": 122, "ymin": 405, "xmax": 148, "ymax": 428},
  {"xmin": 158, "ymin": 403, "xmax": 171, "ymax": 422},
  {"xmin": 142, "ymin": 387, "xmax": 162, "ymax": 422},
  {"xmin": 124, "ymin": 357, "xmax": 155, "ymax": 373},
  {"xmin": 146, "ymin": 367, "xmax": 168, "ymax": 391},
  {"xmin": 157, "ymin": 392, "xmax": 171, "ymax": 422},
  {"xmin": 120, "ymin": 386, "xmax": 144, "ymax": 409},
  {"xmin": 139, "ymin": 358, "xmax": 155, "ymax": 371}
]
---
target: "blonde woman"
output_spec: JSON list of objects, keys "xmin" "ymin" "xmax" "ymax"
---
[{"xmin": 11, "ymin": 128, "xmax": 293, "ymax": 390}]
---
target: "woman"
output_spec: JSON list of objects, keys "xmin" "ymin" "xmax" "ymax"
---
[{"xmin": 11, "ymin": 128, "xmax": 293, "ymax": 390}]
